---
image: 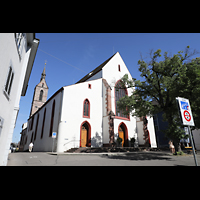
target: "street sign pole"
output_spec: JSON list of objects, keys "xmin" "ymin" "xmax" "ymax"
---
[
  {"xmin": 176, "ymin": 97, "xmax": 198, "ymax": 166},
  {"xmin": 188, "ymin": 126, "xmax": 198, "ymax": 166},
  {"xmin": 52, "ymin": 132, "xmax": 57, "ymax": 153},
  {"xmin": 52, "ymin": 138, "xmax": 55, "ymax": 153}
]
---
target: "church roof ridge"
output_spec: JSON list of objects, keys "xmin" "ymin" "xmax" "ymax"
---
[{"xmin": 76, "ymin": 52, "xmax": 118, "ymax": 84}]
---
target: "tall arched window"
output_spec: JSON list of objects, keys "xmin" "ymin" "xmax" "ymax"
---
[
  {"xmin": 41, "ymin": 108, "xmax": 46, "ymax": 139},
  {"xmin": 115, "ymin": 80, "xmax": 129, "ymax": 119},
  {"xmin": 34, "ymin": 114, "xmax": 39, "ymax": 141},
  {"xmin": 39, "ymin": 90, "xmax": 43, "ymax": 101},
  {"xmin": 83, "ymin": 99, "xmax": 90, "ymax": 118},
  {"xmin": 49, "ymin": 100, "xmax": 55, "ymax": 137}
]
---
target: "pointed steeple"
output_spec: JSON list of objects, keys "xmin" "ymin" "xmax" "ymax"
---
[
  {"xmin": 40, "ymin": 61, "xmax": 46, "ymax": 81},
  {"xmin": 30, "ymin": 61, "xmax": 48, "ymax": 117}
]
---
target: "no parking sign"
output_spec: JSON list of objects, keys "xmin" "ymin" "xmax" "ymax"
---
[
  {"xmin": 176, "ymin": 97, "xmax": 197, "ymax": 166},
  {"xmin": 176, "ymin": 97, "xmax": 195, "ymax": 126}
]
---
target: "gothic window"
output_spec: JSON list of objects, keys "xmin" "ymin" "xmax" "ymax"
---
[
  {"xmin": 39, "ymin": 90, "xmax": 43, "ymax": 101},
  {"xmin": 30, "ymin": 115, "xmax": 34, "ymax": 130},
  {"xmin": 49, "ymin": 100, "xmax": 55, "ymax": 137},
  {"xmin": 31, "ymin": 132, "xmax": 34, "ymax": 143},
  {"xmin": 83, "ymin": 99, "xmax": 90, "ymax": 118},
  {"xmin": 115, "ymin": 80, "xmax": 129, "ymax": 119},
  {"xmin": 41, "ymin": 108, "xmax": 46, "ymax": 139},
  {"xmin": 34, "ymin": 114, "xmax": 39, "ymax": 141},
  {"xmin": 4, "ymin": 66, "xmax": 14, "ymax": 99}
]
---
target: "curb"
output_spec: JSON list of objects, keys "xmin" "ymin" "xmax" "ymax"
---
[{"xmin": 47, "ymin": 151, "xmax": 173, "ymax": 156}]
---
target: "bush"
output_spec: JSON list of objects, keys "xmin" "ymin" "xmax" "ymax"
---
[
  {"xmin": 117, "ymin": 137, "xmax": 122, "ymax": 144},
  {"xmin": 173, "ymin": 151, "xmax": 184, "ymax": 156}
]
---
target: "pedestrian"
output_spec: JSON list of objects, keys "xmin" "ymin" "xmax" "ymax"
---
[
  {"xmin": 29, "ymin": 142, "xmax": 34, "ymax": 152},
  {"xmin": 169, "ymin": 140, "xmax": 175, "ymax": 154}
]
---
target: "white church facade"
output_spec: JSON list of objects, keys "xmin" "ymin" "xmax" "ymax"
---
[{"xmin": 20, "ymin": 52, "xmax": 157, "ymax": 152}]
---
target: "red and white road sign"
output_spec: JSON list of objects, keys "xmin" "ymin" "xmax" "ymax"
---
[
  {"xmin": 176, "ymin": 97, "xmax": 195, "ymax": 126},
  {"xmin": 183, "ymin": 110, "xmax": 191, "ymax": 122}
]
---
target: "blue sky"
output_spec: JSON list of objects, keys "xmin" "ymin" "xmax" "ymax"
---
[{"xmin": 12, "ymin": 33, "xmax": 200, "ymax": 143}]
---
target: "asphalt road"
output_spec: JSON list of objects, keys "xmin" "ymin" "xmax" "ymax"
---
[{"xmin": 7, "ymin": 151, "xmax": 200, "ymax": 166}]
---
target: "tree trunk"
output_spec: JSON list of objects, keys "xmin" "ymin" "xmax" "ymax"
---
[
  {"xmin": 173, "ymin": 139, "xmax": 181, "ymax": 154},
  {"xmin": 165, "ymin": 114, "xmax": 182, "ymax": 154}
]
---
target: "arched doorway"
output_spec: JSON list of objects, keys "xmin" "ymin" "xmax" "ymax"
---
[
  {"xmin": 80, "ymin": 121, "xmax": 91, "ymax": 147},
  {"xmin": 118, "ymin": 122, "xmax": 128, "ymax": 147}
]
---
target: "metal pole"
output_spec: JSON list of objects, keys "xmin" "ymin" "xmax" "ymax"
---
[
  {"xmin": 188, "ymin": 126, "xmax": 198, "ymax": 166},
  {"xmin": 52, "ymin": 138, "xmax": 54, "ymax": 153}
]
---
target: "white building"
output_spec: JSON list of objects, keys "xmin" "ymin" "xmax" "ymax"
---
[
  {"xmin": 21, "ymin": 52, "xmax": 157, "ymax": 152},
  {"xmin": 192, "ymin": 129, "xmax": 200, "ymax": 150},
  {"xmin": 0, "ymin": 33, "xmax": 39, "ymax": 165}
]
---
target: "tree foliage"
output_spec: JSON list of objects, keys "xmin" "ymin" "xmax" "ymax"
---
[{"xmin": 117, "ymin": 46, "xmax": 200, "ymax": 152}]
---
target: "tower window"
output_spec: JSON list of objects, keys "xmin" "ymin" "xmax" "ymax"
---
[
  {"xmin": 39, "ymin": 90, "xmax": 43, "ymax": 101},
  {"xmin": 118, "ymin": 65, "xmax": 121, "ymax": 72},
  {"xmin": 88, "ymin": 84, "xmax": 91, "ymax": 89}
]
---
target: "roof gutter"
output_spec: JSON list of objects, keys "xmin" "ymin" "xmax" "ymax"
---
[{"xmin": 21, "ymin": 37, "xmax": 40, "ymax": 96}]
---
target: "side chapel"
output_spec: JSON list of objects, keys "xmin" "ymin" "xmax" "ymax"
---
[{"xmin": 20, "ymin": 52, "xmax": 157, "ymax": 152}]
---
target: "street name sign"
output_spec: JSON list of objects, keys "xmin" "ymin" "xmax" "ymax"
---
[{"xmin": 176, "ymin": 97, "xmax": 195, "ymax": 126}]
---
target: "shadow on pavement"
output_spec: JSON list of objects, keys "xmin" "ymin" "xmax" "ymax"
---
[{"xmin": 101, "ymin": 152, "xmax": 172, "ymax": 161}]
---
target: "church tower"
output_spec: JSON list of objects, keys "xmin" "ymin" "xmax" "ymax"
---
[{"xmin": 29, "ymin": 62, "xmax": 49, "ymax": 117}]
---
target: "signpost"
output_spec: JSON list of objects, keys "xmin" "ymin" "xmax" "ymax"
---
[
  {"xmin": 176, "ymin": 97, "xmax": 198, "ymax": 166},
  {"xmin": 52, "ymin": 132, "xmax": 56, "ymax": 152}
]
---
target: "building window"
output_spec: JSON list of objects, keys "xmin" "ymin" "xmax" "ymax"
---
[
  {"xmin": 25, "ymin": 136, "xmax": 27, "ymax": 145},
  {"xmin": 83, "ymin": 99, "xmax": 90, "ymax": 118},
  {"xmin": 41, "ymin": 108, "xmax": 46, "ymax": 139},
  {"xmin": 0, "ymin": 117, "xmax": 4, "ymax": 137},
  {"xmin": 115, "ymin": 80, "xmax": 129, "ymax": 119},
  {"xmin": 49, "ymin": 100, "xmax": 55, "ymax": 137},
  {"xmin": 88, "ymin": 84, "xmax": 91, "ymax": 89},
  {"xmin": 118, "ymin": 65, "xmax": 121, "ymax": 72},
  {"xmin": 39, "ymin": 90, "xmax": 43, "ymax": 101},
  {"xmin": 4, "ymin": 66, "xmax": 14, "ymax": 99},
  {"xmin": 15, "ymin": 33, "xmax": 26, "ymax": 59},
  {"xmin": 31, "ymin": 132, "xmax": 34, "ymax": 143},
  {"xmin": 153, "ymin": 114, "xmax": 159, "ymax": 131},
  {"xmin": 28, "ymin": 115, "xmax": 34, "ymax": 131},
  {"xmin": 34, "ymin": 114, "xmax": 39, "ymax": 141}
]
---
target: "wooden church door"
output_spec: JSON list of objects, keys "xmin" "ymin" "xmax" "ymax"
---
[
  {"xmin": 119, "ymin": 127, "xmax": 124, "ymax": 147},
  {"xmin": 81, "ymin": 126, "xmax": 87, "ymax": 147}
]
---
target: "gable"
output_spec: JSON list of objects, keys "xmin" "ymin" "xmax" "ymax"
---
[
  {"xmin": 102, "ymin": 52, "xmax": 133, "ymax": 86},
  {"xmin": 76, "ymin": 52, "xmax": 133, "ymax": 86},
  {"xmin": 76, "ymin": 52, "xmax": 117, "ymax": 84}
]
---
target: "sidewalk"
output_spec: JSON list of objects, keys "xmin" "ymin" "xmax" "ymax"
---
[{"xmin": 47, "ymin": 150, "xmax": 173, "ymax": 156}]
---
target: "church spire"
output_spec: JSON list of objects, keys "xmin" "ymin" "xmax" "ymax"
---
[
  {"xmin": 40, "ymin": 61, "xmax": 47, "ymax": 81},
  {"xmin": 30, "ymin": 61, "xmax": 48, "ymax": 117}
]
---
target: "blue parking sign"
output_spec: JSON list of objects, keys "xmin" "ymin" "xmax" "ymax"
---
[
  {"xmin": 52, "ymin": 132, "xmax": 57, "ymax": 138},
  {"xmin": 180, "ymin": 101, "xmax": 189, "ymax": 110}
]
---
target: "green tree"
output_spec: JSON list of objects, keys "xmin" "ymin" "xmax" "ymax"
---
[{"xmin": 117, "ymin": 46, "xmax": 199, "ymax": 153}]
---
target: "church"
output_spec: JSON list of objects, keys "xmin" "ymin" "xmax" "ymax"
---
[{"xmin": 19, "ymin": 52, "xmax": 157, "ymax": 152}]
